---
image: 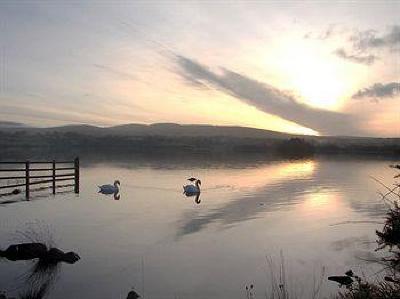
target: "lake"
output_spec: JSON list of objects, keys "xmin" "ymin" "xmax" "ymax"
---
[{"xmin": 0, "ymin": 156, "xmax": 397, "ymax": 299}]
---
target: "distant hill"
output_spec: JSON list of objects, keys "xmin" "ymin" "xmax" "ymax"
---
[
  {"xmin": 2, "ymin": 122, "xmax": 398, "ymax": 144},
  {"xmin": 2, "ymin": 122, "xmax": 294, "ymax": 139},
  {"xmin": 108, "ymin": 123, "xmax": 293, "ymax": 139},
  {"xmin": 0, "ymin": 121, "xmax": 28, "ymax": 129}
]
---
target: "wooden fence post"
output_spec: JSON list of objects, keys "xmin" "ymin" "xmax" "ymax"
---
[
  {"xmin": 52, "ymin": 160, "xmax": 56, "ymax": 194},
  {"xmin": 25, "ymin": 161, "xmax": 30, "ymax": 199},
  {"xmin": 74, "ymin": 157, "xmax": 79, "ymax": 194}
]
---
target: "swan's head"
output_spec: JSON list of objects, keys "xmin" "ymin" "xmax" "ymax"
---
[
  {"xmin": 196, "ymin": 179, "xmax": 201, "ymax": 186},
  {"xmin": 114, "ymin": 180, "xmax": 121, "ymax": 186}
]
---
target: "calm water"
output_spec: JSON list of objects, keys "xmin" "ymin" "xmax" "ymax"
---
[{"xmin": 0, "ymin": 157, "xmax": 397, "ymax": 298}]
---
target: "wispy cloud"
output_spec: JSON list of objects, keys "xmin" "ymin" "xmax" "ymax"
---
[
  {"xmin": 174, "ymin": 55, "xmax": 362, "ymax": 136},
  {"xmin": 350, "ymin": 26, "xmax": 400, "ymax": 51},
  {"xmin": 352, "ymin": 82, "xmax": 400, "ymax": 99},
  {"xmin": 304, "ymin": 24, "xmax": 337, "ymax": 40},
  {"xmin": 334, "ymin": 48, "xmax": 376, "ymax": 65},
  {"xmin": 93, "ymin": 64, "xmax": 136, "ymax": 80},
  {"xmin": 334, "ymin": 25, "xmax": 400, "ymax": 65}
]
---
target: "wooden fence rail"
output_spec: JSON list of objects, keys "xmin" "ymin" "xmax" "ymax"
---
[{"xmin": 0, "ymin": 157, "xmax": 80, "ymax": 199}]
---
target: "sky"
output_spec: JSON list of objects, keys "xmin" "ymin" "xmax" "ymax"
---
[{"xmin": 0, "ymin": 1, "xmax": 399, "ymax": 137}]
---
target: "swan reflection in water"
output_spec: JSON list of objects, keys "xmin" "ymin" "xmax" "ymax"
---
[
  {"xmin": 98, "ymin": 180, "xmax": 121, "ymax": 200},
  {"xmin": 184, "ymin": 192, "xmax": 201, "ymax": 204}
]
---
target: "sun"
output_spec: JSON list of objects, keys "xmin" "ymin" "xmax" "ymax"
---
[
  {"xmin": 264, "ymin": 35, "xmax": 353, "ymax": 111},
  {"xmin": 291, "ymin": 60, "xmax": 345, "ymax": 110},
  {"xmin": 281, "ymin": 40, "xmax": 346, "ymax": 110}
]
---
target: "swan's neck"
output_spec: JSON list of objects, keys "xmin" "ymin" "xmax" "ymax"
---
[{"xmin": 195, "ymin": 181, "xmax": 200, "ymax": 190}]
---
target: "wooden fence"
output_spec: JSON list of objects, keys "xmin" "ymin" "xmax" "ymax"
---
[{"xmin": 0, "ymin": 157, "xmax": 79, "ymax": 199}]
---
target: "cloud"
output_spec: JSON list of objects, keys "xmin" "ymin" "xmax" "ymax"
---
[
  {"xmin": 174, "ymin": 55, "xmax": 362, "ymax": 136},
  {"xmin": 352, "ymin": 82, "xmax": 400, "ymax": 99},
  {"xmin": 304, "ymin": 24, "xmax": 337, "ymax": 40},
  {"xmin": 350, "ymin": 26, "xmax": 400, "ymax": 51},
  {"xmin": 93, "ymin": 64, "xmax": 136, "ymax": 80},
  {"xmin": 334, "ymin": 26, "xmax": 400, "ymax": 64},
  {"xmin": 334, "ymin": 48, "xmax": 377, "ymax": 65}
]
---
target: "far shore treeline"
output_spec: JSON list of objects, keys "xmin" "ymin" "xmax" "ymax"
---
[{"xmin": 0, "ymin": 123, "xmax": 399, "ymax": 160}]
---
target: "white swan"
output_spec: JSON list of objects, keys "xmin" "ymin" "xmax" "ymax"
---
[
  {"xmin": 183, "ymin": 179, "xmax": 201, "ymax": 195},
  {"xmin": 99, "ymin": 180, "xmax": 120, "ymax": 194}
]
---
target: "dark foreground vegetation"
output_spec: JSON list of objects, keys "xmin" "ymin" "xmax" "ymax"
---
[
  {"xmin": 329, "ymin": 164, "xmax": 400, "ymax": 298},
  {"xmin": 0, "ymin": 231, "xmax": 80, "ymax": 299},
  {"xmin": 0, "ymin": 243, "xmax": 80, "ymax": 264}
]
